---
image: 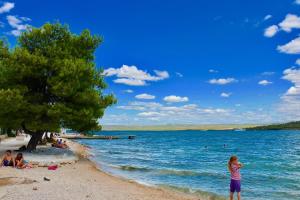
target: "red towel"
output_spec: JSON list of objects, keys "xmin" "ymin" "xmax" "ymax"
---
[{"xmin": 48, "ymin": 165, "xmax": 58, "ymax": 170}]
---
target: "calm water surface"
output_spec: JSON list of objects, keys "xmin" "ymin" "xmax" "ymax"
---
[{"xmin": 77, "ymin": 130, "xmax": 300, "ymax": 200}]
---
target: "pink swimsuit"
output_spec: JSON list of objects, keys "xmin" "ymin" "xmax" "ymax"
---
[{"xmin": 230, "ymin": 164, "xmax": 241, "ymax": 180}]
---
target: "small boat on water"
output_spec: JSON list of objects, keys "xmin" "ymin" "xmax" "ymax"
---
[{"xmin": 234, "ymin": 128, "xmax": 245, "ymax": 131}]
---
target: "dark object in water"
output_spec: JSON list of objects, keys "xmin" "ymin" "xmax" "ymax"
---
[{"xmin": 128, "ymin": 135, "xmax": 135, "ymax": 139}]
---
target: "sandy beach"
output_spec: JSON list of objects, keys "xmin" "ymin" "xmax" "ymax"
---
[{"xmin": 0, "ymin": 139, "xmax": 200, "ymax": 200}]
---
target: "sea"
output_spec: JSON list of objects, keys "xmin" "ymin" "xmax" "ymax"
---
[{"xmin": 76, "ymin": 130, "xmax": 300, "ymax": 200}]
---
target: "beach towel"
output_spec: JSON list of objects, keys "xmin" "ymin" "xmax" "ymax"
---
[{"xmin": 48, "ymin": 165, "xmax": 58, "ymax": 170}]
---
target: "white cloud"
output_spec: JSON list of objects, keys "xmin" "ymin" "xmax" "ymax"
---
[
  {"xmin": 113, "ymin": 78, "xmax": 145, "ymax": 86},
  {"xmin": 264, "ymin": 15, "xmax": 272, "ymax": 21},
  {"xmin": 117, "ymin": 101, "xmax": 162, "ymax": 111},
  {"xmin": 264, "ymin": 25, "xmax": 279, "ymax": 37},
  {"xmin": 279, "ymin": 67, "xmax": 300, "ymax": 119},
  {"xmin": 220, "ymin": 92, "xmax": 231, "ymax": 98},
  {"xmin": 208, "ymin": 78, "xmax": 237, "ymax": 85},
  {"xmin": 279, "ymin": 14, "xmax": 300, "ymax": 32},
  {"xmin": 176, "ymin": 72, "xmax": 183, "ymax": 77},
  {"xmin": 0, "ymin": 2, "xmax": 14, "ymax": 14},
  {"xmin": 277, "ymin": 36, "xmax": 300, "ymax": 54},
  {"xmin": 295, "ymin": 59, "xmax": 300, "ymax": 66},
  {"xmin": 6, "ymin": 15, "xmax": 31, "ymax": 36},
  {"xmin": 116, "ymin": 101, "xmax": 234, "ymax": 124},
  {"xmin": 209, "ymin": 69, "xmax": 219, "ymax": 73},
  {"xmin": 163, "ymin": 95, "xmax": 189, "ymax": 103},
  {"xmin": 123, "ymin": 89, "xmax": 133, "ymax": 93},
  {"xmin": 263, "ymin": 14, "xmax": 300, "ymax": 37},
  {"xmin": 258, "ymin": 80, "xmax": 272, "ymax": 86},
  {"xmin": 138, "ymin": 112, "xmax": 163, "ymax": 117},
  {"xmin": 154, "ymin": 70, "xmax": 169, "ymax": 79},
  {"xmin": 282, "ymin": 67, "xmax": 300, "ymax": 85},
  {"xmin": 135, "ymin": 93, "xmax": 155, "ymax": 100},
  {"xmin": 295, "ymin": 0, "xmax": 300, "ymax": 5},
  {"xmin": 286, "ymin": 86, "xmax": 300, "ymax": 95},
  {"xmin": 104, "ymin": 65, "xmax": 169, "ymax": 86},
  {"xmin": 261, "ymin": 71, "xmax": 275, "ymax": 76},
  {"xmin": 110, "ymin": 100, "xmax": 280, "ymax": 125}
]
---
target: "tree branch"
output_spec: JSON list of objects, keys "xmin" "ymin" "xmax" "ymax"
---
[{"xmin": 21, "ymin": 122, "xmax": 35, "ymax": 135}]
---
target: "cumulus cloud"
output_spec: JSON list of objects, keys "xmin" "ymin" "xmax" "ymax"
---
[
  {"xmin": 261, "ymin": 71, "xmax": 275, "ymax": 76},
  {"xmin": 154, "ymin": 70, "xmax": 169, "ymax": 79},
  {"xmin": 296, "ymin": 0, "xmax": 300, "ymax": 5},
  {"xmin": 123, "ymin": 89, "xmax": 134, "ymax": 93},
  {"xmin": 220, "ymin": 92, "xmax": 231, "ymax": 98},
  {"xmin": 264, "ymin": 25, "xmax": 279, "ymax": 37},
  {"xmin": 209, "ymin": 69, "xmax": 219, "ymax": 73},
  {"xmin": 6, "ymin": 15, "xmax": 31, "ymax": 36},
  {"xmin": 279, "ymin": 67, "xmax": 300, "ymax": 119},
  {"xmin": 103, "ymin": 65, "xmax": 169, "ymax": 86},
  {"xmin": 286, "ymin": 86, "xmax": 300, "ymax": 95},
  {"xmin": 282, "ymin": 67, "xmax": 300, "ymax": 85},
  {"xmin": 117, "ymin": 101, "xmax": 162, "ymax": 111},
  {"xmin": 135, "ymin": 93, "xmax": 155, "ymax": 100},
  {"xmin": 116, "ymin": 101, "xmax": 233, "ymax": 124},
  {"xmin": 137, "ymin": 112, "xmax": 163, "ymax": 117},
  {"xmin": 296, "ymin": 59, "xmax": 300, "ymax": 66},
  {"xmin": 264, "ymin": 15, "xmax": 272, "ymax": 21},
  {"xmin": 258, "ymin": 80, "xmax": 272, "ymax": 86},
  {"xmin": 176, "ymin": 72, "xmax": 183, "ymax": 77},
  {"xmin": 208, "ymin": 78, "xmax": 237, "ymax": 85},
  {"xmin": 113, "ymin": 78, "xmax": 145, "ymax": 86},
  {"xmin": 263, "ymin": 14, "xmax": 300, "ymax": 37},
  {"xmin": 0, "ymin": 2, "xmax": 14, "ymax": 14},
  {"xmin": 163, "ymin": 95, "xmax": 189, "ymax": 103},
  {"xmin": 279, "ymin": 14, "xmax": 300, "ymax": 32},
  {"xmin": 277, "ymin": 36, "xmax": 300, "ymax": 54},
  {"xmin": 112, "ymin": 100, "xmax": 279, "ymax": 124}
]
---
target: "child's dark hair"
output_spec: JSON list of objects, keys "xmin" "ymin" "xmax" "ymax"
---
[
  {"xmin": 228, "ymin": 155, "xmax": 238, "ymax": 172},
  {"xmin": 16, "ymin": 153, "xmax": 23, "ymax": 160},
  {"xmin": 6, "ymin": 150, "xmax": 12, "ymax": 154}
]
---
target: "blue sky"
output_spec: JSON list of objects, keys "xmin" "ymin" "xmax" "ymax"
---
[{"xmin": 1, "ymin": 0, "xmax": 300, "ymax": 125}]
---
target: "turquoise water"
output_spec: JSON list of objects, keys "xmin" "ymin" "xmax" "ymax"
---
[{"xmin": 77, "ymin": 130, "xmax": 300, "ymax": 200}]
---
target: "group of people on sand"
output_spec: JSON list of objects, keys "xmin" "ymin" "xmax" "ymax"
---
[
  {"xmin": 1, "ymin": 150, "xmax": 32, "ymax": 169},
  {"xmin": 51, "ymin": 138, "xmax": 68, "ymax": 149}
]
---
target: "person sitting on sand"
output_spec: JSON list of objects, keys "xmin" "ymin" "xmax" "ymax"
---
[
  {"xmin": 1, "ymin": 150, "xmax": 15, "ymax": 167},
  {"xmin": 228, "ymin": 155, "xmax": 243, "ymax": 200},
  {"xmin": 15, "ymin": 153, "xmax": 32, "ymax": 169}
]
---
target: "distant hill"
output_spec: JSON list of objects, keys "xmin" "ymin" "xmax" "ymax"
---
[{"xmin": 246, "ymin": 121, "xmax": 300, "ymax": 130}]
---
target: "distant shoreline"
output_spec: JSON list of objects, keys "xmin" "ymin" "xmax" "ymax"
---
[{"xmin": 102, "ymin": 124, "xmax": 258, "ymax": 131}]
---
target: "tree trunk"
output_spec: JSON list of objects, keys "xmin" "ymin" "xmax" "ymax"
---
[{"xmin": 27, "ymin": 132, "xmax": 43, "ymax": 151}]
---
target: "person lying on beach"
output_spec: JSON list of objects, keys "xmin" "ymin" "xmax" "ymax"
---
[
  {"xmin": 15, "ymin": 153, "xmax": 32, "ymax": 169},
  {"xmin": 228, "ymin": 155, "xmax": 243, "ymax": 200},
  {"xmin": 1, "ymin": 150, "xmax": 15, "ymax": 167}
]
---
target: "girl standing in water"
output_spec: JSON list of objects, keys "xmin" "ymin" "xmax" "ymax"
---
[{"xmin": 228, "ymin": 155, "xmax": 243, "ymax": 200}]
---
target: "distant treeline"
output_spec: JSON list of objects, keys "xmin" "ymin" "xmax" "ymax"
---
[{"xmin": 246, "ymin": 121, "xmax": 300, "ymax": 130}]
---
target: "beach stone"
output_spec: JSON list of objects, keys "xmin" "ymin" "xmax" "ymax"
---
[{"xmin": 32, "ymin": 187, "xmax": 38, "ymax": 190}]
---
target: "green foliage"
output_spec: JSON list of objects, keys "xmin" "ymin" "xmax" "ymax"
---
[
  {"xmin": 246, "ymin": 121, "xmax": 300, "ymax": 130},
  {"xmin": 0, "ymin": 23, "xmax": 116, "ymax": 134}
]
